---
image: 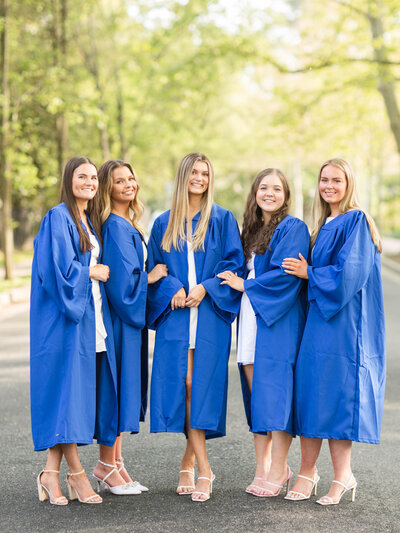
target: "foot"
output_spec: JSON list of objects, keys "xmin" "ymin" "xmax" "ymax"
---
[
  {"xmin": 116, "ymin": 459, "xmax": 148, "ymax": 492},
  {"xmin": 67, "ymin": 471, "xmax": 101, "ymax": 502},
  {"xmin": 286, "ymin": 468, "xmax": 318, "ymax": 501},
  {"xmin": 40, "ymin": 471, "xmax": 65, "ymax": 501},
  {"xmin": 246, "ymin": 465, "xmax": 270, "ymax": 494},
  {"xmin": 317, "ymin": 473, "xmax": 356, "ymax": 505},
  {"xmin": 93, "ymin": 461, "xmax": 126, "ymax": 488},
  {"xmin": 177, "ymin": 467, "xmax": 195, "ymax": 495},
  {"xmin": 249, "ymin": 466, "xmax": 292, "ymax": 497},
  {"xmin": 192, "ymin": 470, "xmax": 214, "ymax": 502}
]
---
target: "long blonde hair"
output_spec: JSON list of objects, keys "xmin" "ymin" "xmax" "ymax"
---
[
  {"xmin": 97, "ymin": 160, "xmax": 144, "ymax": 233},
  {"xmin": 161, "ymin": 152, "xmax": 214, "ymax": 252},
  {"xmin": 311, "ymin": 158, "xmax": 382, "ymax": 252}
]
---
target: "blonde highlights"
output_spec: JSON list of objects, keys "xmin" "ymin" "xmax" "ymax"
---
[
  {"xmin": 161, "ymin": 152, "xmax": 214, "ymax": 252},
  {"xmin": 97, "ymin": 160, "xmax": 144, "ymax": 233},
  {"xmin": 311, "ymin": 158, "xmax": 382, "ymax": 252}
]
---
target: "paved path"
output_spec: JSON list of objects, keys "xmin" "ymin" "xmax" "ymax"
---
[{"xmin": 0, "ymin": 267, "xmax": 399, "ymax": 533}]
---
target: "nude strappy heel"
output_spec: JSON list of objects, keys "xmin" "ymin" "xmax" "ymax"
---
[
  {"xmin": 285, "ymin": 471, "xmax": 320, "ymax": 501},
  {"xmin": 37, "ymin": 469, "xmax": 68, "ymax": 505},
  {"xmin": 116, "ymin": 458, "xmax": 148, "ymax": 492},
  {"xmin": 177, "ymin": 468, "xmax": 195, "ymax": 495},
  {"xmin": 93, "ymin": 460, "xmax": 141, "ymax": 495},
  {"xmin": 247, "ymin": 467, "xmax": 293, "ymax": 498},
  {"xmin": 191, "ymin": 471, "xmax": 215, "ymax": 502},
  {"xmin": 66, "ymin": 470, "xmax": 102, "ymax": 504},
  {"xmin": 316, "ymin": 474, "xmax": 357, "ymax": 506}
]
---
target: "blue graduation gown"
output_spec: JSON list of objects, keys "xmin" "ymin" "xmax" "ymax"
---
[
  {"xmin": 30, "ymin": 203, "xmax": 118, "ymax": 451},
  {"xmin": 102, "ymin": 214, "xmax": 148, "ymax": 434},
  {"xmin": 294, "ymin": 210, "xmax": 386, "ymax": 444},
  {"xmin": 147, "ymin": 204, "xmax": 245, "ymax": 439},
  {"xmin": 240, "ymin": 216, "xmax": 310, "ymax": 435}
]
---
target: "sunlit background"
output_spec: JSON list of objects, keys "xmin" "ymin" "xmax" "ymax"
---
[{"xmin": 1, "ymin": 0, "xmax": 400, "ymax": 280}]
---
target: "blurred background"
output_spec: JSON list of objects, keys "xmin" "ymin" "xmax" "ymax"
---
[{"xmin": 1, "ymin": 0, "xmax": 400, "ymax": 284}]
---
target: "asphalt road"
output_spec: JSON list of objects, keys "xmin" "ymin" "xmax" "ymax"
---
[{"xmin": 0, "ymin": 268, "xmax": 399, "ymax": 533}]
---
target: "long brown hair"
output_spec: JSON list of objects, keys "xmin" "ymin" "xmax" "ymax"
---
[
  {"xmin": 161, "ymin": 152, "xmax": 214, "ymax": 252},
  {"xmin": 97, "ymin": 159, "xmax": 144, "ymax": 233},
  {"xmin": 60, "ymin": 156, "xmax": 100, "ymax": 253},
  {"xmin": 311, "ymin": 158, "xmax": 382, "ymax": 251},
  {"xmin": 241, "ymin": 168, "xmax": 291, "ymax": 261}
]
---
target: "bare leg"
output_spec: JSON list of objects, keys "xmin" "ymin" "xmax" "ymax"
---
[
  {"xmin": 184, "ymin": 348, "xmax": 213, "ymax": 501},
  {"xmin": 114, "ymin": 435, "xmax": 132, "ymax": 484},
  {"xmin": 94, "ymin": 442, "xmax": 126, "ymax": 487},
  {"xmin": 252, "ymin": 431, "xmax": 292, "ymax": 496},
  {"xmin": 286, "ymin": 436, "xmax": 322, "ymax": 500},
  {"xmin": 39, "ymin": 444, "xmax": 65, "ymax": 500},
  {"xmin": 62, "ymin": 443, "xmax": 102, "ymax": 502},
  {"xmin": 317, "ymin": 439, "xmax": 354, "ymax": 504},
  {"xmin": 177, "ymin": 348, "xmax": 196, "ymax": 494},
  {"xmin": 242, "ymin": 364, "xmax": 272, "ymax": 491}
]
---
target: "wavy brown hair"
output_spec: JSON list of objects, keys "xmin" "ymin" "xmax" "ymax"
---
[
  {"xmin": 241, "ymin": 168, "xmax": 291, "ymax": 261},
  {"xmin": 60, "ymin": 156, "xmax": 100, "ymax": 253},
  {"xmin": 97, "ymin": 159, "xmax": 144, "ymax": 233}
]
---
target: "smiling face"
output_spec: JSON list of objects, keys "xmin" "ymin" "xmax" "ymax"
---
[
  {"xmin": 319, "ymin": 164, "xmax": 347, "ymax": 215},
  {"xmin": 256, "ymin": 173, "xmax": 285, "ymax": 223},
  {"xmin": 111, "ymin": 165, "xmax": 138, "ymax": 206},
  {"xmin": 71, "ymin": 163, "xmax": 98, "ymax": 203},
  {"xmin": 187, "ymin": 160, "xmax": 209, "ymax": 197}
]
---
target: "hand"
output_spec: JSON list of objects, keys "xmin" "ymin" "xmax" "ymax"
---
[
  {"xmin": 89, "ymin": 264, "xmax": 110, "ymax": 282},
  {"xmin": 281, "ymin": 253, "xmax": 309, "ymax": 279},
  {"xmin": 217, "ymin": 270, "xmax": 245, "ymax": 292},
  {"xmin": 185, "ymin": 284, "xmax": 206, "ymax": 308},
  {"xmin": 148, "ymin": 263, "xmax": 168, "ymax": 284},
  {"xmin": 171, "ymin": 287, "xmax": 186, "ymax": 310}
]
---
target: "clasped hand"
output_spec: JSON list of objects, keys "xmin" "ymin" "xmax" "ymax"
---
[
  {"xmin": 171, "ymin": 284, "xmax": 206, "ymax": 310},
  {"xmin": 281, "ymin": 253, "xmax": 309, "ymax": 279},
  {"xmin": 217, "ymin": 270, "xmax": 244, "ymax": 292}
]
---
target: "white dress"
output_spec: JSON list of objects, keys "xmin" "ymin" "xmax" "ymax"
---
[
  {"xmin": 89, "ymin": 233, "xmax": 107, "ymax": 353},
  {"xmin": 237, "ymin": 253, "xmax": 257, "ymax": 365},
  {"xmin": 187, "ymin": 241, "xmax": 198, "ymax": 349}
]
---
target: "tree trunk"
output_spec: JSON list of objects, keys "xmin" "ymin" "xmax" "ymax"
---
[
  {"xmin": 0, "ymin": 0, "xmax": 14, "ymax": 279},
  {"xmin": 368, "ymin": 5, "xmax": 400, "ymax": 155}
]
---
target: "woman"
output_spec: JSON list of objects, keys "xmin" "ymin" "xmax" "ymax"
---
[
  {"xmin": 95, "ymin": 159, "xmax": 168, "ymax": 494},
  {"xmin": 31, "ymin": 156, "xmax": 118, "ymax": 505},
  {"xmin": 282, "ymin": 158, "xmax": 385, "ymax": 505},
  {"xmin": 147, "ymin": 152, "xmax": 245, "ymax": 502},
  {"xmin": 218, "ymin": 168, "xmax": 309, "ymax": 498}
]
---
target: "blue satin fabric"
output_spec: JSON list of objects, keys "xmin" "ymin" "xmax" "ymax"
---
[
  {"xmin": 294, "ymin": 210, "xmax": 386, "ymax": 443},
  {"xmin": 30, "ymin": 203, "xmax": 118, "ymax": 451},
  {"xmin": 101, "ymin": 214, "xmax": 148, "ymax": 434},
  {"xmin": 239, "ymin": 215, "xmax": 310, "ymax": 435},
  {"xmin": 147, "ymin": 204, "xmax": 245, "ymax": 439}
]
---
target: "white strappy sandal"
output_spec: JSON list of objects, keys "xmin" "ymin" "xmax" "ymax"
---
[
  {"xmin": 191, "ymin": 471, "xmax": 215, "ymax": 502},
  {"xmin": 316, "ymin": 474, "xmax": 357, "ymax": 506},
  {"xmin": 37, "ymin": 469, "xmax": 68, "ymax": 505},
  {"xmin": 92, "ymin": 460, "xmax": 141, "ymax": 495},
  {"xmin": 116, "ymin": 458, "xmax": 148, "ymax": 492},
  {"xmin": 66, "ymin": 470, "xmax": 102, "ymax": 504},
  {"xmin": 285, "ymin": 471, "xmax": 320, "ymax": 501},
  {"xmin": 177, "ymin": 468, "xmax": 195, "ymax": 495}
]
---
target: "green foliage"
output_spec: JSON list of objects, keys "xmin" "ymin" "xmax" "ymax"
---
[{"xmin": 4, "ymin": 0, "xmax": 400, "ymax": 244}]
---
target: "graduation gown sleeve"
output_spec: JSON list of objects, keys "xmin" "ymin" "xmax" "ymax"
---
[
  {"xmin": 201, "ymin": 209, "xmax": 245, "ymax": 323},
  {"xmin": 102, "ymin": 219, "xmax": 148, "ymax": 329},
  {"xmin": 244, "ymin": 218, "xmax": 310, "ymax": 327},
  {"xmin": 307, "ymin": 211, "xmax": 374, "ymax": 321},
  {"xmin": 146, "ymin": 217, "xmax": 184, "ymax": 329},
  {"xmin": 35, "ymin": 207, "xmax": 91, "ymax": 323}
]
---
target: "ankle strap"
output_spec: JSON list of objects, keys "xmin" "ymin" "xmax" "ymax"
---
[
  {"xmin": 297, "ymin": 474, "xmax": 315, "ymax": 483},
  {"xmin": 67, "ymin": 469, "xmax": 85, "ymax": 476},
  {"xmin": 42, "ymin": 469, "xmax": 60, "ymax": 474},
  {"xmin": 98, "ymin": 459, "xmax": 116, "ymax": 468},
  {"xmin": 115, "ymin": 458, "xmax": 123, "ymax": 465}
]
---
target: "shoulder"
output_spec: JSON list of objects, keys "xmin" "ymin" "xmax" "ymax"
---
[
  {"xmin": 210, "ymin": 204, "xmax": 237, "ymax": 224},
  {"xmin": 153, "ymin": 210, "xmax": 171, "ymax": 226},
  {"xmin": 43, "ymin": 203, "xmax": 75, "ymax": 231},
  {"xmin": 279, "ymin": 215, "xmax": 308, "ymax": 231},
  {"xmin": 340, "ymin": 210, "xmax": 366, "ymax": 231},
  {"xmin": 103, "ymin": 213, "xmax": 133, "ymax": 234}
]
